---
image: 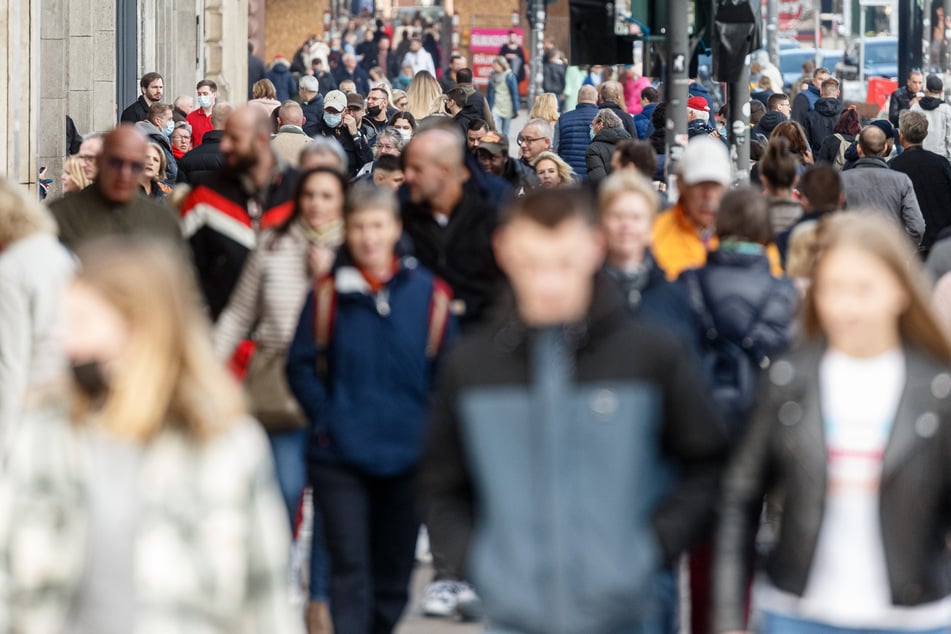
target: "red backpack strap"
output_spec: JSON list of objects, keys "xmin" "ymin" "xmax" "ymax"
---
[
  {"xmin": 312, "ymin": 275, "xmax": 337, "ymax": 377},
  {"xmin": 426, "ymin": 278, "xmax": 453, "ymax": 358}
]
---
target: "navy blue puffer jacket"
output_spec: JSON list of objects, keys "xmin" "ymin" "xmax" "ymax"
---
[{"xmin": 556, "ymin": 102, "xmax": 599, "ymax": 179}]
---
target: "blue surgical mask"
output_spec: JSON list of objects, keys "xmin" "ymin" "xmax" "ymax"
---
[
  {"xmin": 197, "ymin": 95, "xmax": 213, "ymax": 109},
  {"xmin": 324, "ymin": 112, "xmax": 343, "ymax": 128},
  {"xmin": 717, "ymin": 124, "xmax": 728, "ymax": 138},
  {"xmin": 164, "ymin": 121, "xmax": 175, "ymax": 136},
  {"xmin": 589, "ymin": 125, "xmax": 596, "ymax": 141}
]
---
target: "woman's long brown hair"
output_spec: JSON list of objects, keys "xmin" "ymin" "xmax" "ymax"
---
[{"xmin": 801, "ymin": 212, "xmax": 951, "ymax": 364}]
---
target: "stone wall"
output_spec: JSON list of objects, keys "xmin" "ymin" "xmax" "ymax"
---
[{"xmin": 0, "ymin": 0, "xmax": 40, "ymax": 189}]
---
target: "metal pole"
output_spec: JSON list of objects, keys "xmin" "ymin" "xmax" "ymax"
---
[
  {"xmin": 528, "ymin": 0, "xmax": 546, "ymax": 105},
  {"xmin": 945, "ymin": 0, "xmax": 951, "ymax": 72},
  {"xmin": 766, "ymin": 0, "xmax": 779, "ymax": 67},
  {"xmin": 666, "ymin": 0, "xmax": 691, "ymax": 192},
  {"xmin": 729, "ymin": 56, "xmax": 751, "ymax": 182},
  {"xmin": 814, "ymin": 0, "xmax": 821, "ymax": 66},
  {"xmin": 859, "ymin": 4, "xmax": 866, "ymax": 84}
]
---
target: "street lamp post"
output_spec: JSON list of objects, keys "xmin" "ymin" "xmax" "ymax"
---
[
  {"xmin": 666, "ymin": 0, "xmax": 691, "ymax": 192},
  {"xmin": 528, "ymin": 0, "xmax": 546, "ymax": 105}
]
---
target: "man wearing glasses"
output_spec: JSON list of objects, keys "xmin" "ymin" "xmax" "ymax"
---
[
  {"xmin": 48, "ymin": 126, "xmax": 185, "ymax": 252},
  {"xmin": 516, "ymin": 119, "xmax": 553, "ymax": 169},
  {"xmin": 76, "ymin": 133, "xmax": 104, "ymax": 182}
]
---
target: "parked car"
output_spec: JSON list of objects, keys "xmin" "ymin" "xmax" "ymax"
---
[
  {"xmin": 834, "ymin": 36, "xmax": 898, "ymax": 80},
  {"xmin": 779, "ymin": 48, "xmax": 844, "ymax": 89}
]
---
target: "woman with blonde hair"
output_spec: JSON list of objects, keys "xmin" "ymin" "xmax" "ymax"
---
[
  {"xmin": 528, "ymin": 92, "xmax": 560, "ymax": 127},
  {"xmin": 61, "ymin": 155, "xmax": 90, "ymax": 194},
  {"xmin": 404, "ymin": 70, "xmax": 443, "ymax": 121},
  {"xmin": 391, "ymin": 88, "xmax": 409, "ymax": 111},
  {"xmin": 140, "ymin": 142, "xmax": 171, "ymax": 200},
  {"xmin": 0, "ymin": 177, "xmax": 74, "ymax": 447},
  {"xmin": 0, "ymin": 238, "xmax": 300, "ymax": 633},
  {"xmin": 532, "ymin": 151, "xmax": 576, "ymax": 188},
  {"xmin": 716, "ymin": 212, "xmax": 951, "ymax": 634},
  {"xmin": 488, "ymin": 55, "xmax": 519, "ymax": 137}
]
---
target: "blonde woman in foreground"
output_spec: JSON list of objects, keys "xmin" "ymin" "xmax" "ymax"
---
[{"xmin": 0, "ymin": 238, "xmax": 301, "ymax": 634}]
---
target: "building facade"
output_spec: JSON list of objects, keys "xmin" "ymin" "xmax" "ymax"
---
[{"xmin": 2, "ymin": 0, "xmax": 248, "ymax": 195}]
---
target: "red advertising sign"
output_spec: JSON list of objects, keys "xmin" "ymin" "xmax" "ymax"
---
[
  {"xmin": 469, "ymin": 28, "xmax": 524, "ymax": 88},
  {"xmin": 777, "ymin": 0, "xmax": 803, "ymax": 31}
]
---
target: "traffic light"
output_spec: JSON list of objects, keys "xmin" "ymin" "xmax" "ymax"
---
[
  {"xmin": 568, "ymin": 0, "xmax": 635, "ymax": 65},
  {"xmin": 711, "ymin": 0, "xmax": 761, "ymax": 82}
]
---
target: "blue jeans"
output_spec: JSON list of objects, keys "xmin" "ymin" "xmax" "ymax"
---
[
  {"xmin": 266, "ymin": 428, "xmax": 330, "ymax": 600},
  {"xmin": 311, "ymin": 462, "xmax": 420, "ymax": 633},
  {"xmin": 760, "ymin": 612, "xmax": 951, "ymax": 634},
  {"xmin": 494, "ymin": 114, "xmax": 512, "ymax": 139}
]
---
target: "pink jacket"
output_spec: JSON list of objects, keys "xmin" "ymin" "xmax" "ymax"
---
[{"xmin": 623, "ymin": 76, "xmax": 652, "ymax": 115}]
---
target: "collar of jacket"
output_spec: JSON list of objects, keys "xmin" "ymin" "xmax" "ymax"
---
[
  {"xmin": 673, "ymin": 202, "xmax": 709, "ymax": 240},
  {"xmin": 853, "ymin": 156, "xmax": 889, "ymax": 169},
  {"xmin": 333, "ymin": 256, "xmax": 418, "ymax": 296},
  {"xmin": 707, "ymin": 246, "xmax": 771, "ymax": 269},
  {"xmin": 773, "ymin": 341, "xmax": 951, "ymax": 483},
  {"xmin": 277, "ymin": 125, "xmax": 307, "ymax": 135},
  {"xmin": 490, "ymin": 272, "xmax": 628, "ymax": 354}
]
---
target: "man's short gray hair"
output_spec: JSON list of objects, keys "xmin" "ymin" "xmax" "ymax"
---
[
  {"xmin": 594, "ymin": 109, "xmax": 623, "ymax": 129},
  {"xmin": 524, "ymin": 118, "xmax": 554, "ymax": 141}
]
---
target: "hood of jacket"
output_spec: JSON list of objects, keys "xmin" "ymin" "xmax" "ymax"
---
[
  {"xmin": 594, "ymin": 126, "xmax": 632, "ymax": 144},
  {"xmin": 814, "ymin": 98, "xmax": 843, "ymax": 117},
  {"xmin": 269, "ymin": 59, "xmax": 291, "ymax": 73},
  {"xmin": 919, "ymin": 95, "xmax": 945, "ymax": 111},
  {"xmin": 757, "ymin": 111, "xmax": 787, "ymax": 136},
  {"xmin": 134, "ymin": 120, "xmax": 171, "ymax": 150}
]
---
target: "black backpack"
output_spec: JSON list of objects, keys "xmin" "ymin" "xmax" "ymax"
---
[{"xmin": 681, "ymin": 269, "xmax": 773, "ymax": 438}]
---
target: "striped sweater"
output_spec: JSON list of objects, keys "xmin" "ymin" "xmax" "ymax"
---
[{"xmin": 214, "ymin": 220, "xmax": 343, "ymax": 359}]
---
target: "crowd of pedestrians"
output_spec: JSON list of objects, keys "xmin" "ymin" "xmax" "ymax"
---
[{"xmin": 7, "ymin": 10, "xmax": 951, "ymax": 634}]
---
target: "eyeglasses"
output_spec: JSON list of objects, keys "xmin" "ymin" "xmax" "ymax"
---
[
  {"xmin": 517, "ymin": 135, "xmax": 545, "ymax": 145},
  {"xmin": 78, "ymin": 154, "xmax": 97, "ymax": 163},
  {"xmin": 106, "ymin": 156, "xmax": 145, "ymax": 174}
]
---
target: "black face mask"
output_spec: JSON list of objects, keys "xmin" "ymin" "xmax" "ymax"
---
[
  {"xmin": 367, "ymin": 105, "xmax": 383, "ymax": 118},
  {"xmin": 71, "ymin": 361, "xmax": 110, "ymax": 401}
]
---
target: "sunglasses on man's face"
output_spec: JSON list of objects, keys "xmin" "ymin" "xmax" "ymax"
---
[{"xmin": 107, "ymin": 156, "xmax": 145, "ymax": 175}]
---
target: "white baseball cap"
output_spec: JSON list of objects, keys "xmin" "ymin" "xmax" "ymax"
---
[
  {"xmin": 323, "ymin": 90, "xmax": 347, "ymax": 113},
  {"xmin": 678, "ymin": 136, "xmax": 733, "ymax": 186}
]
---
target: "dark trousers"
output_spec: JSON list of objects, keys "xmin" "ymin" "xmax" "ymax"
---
[{"xmin": 311, "ymin": 462, "xmax": 420, "ymax": 634}]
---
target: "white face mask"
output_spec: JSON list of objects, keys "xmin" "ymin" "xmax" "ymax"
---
[{"xmin": 397, "ymin": 128, "xmax": 412, "ymax": 143}]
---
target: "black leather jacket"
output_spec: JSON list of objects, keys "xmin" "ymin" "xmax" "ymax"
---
[{"xmin": 715, "ymin": 343, "xmax": 951, "ymax": 631}]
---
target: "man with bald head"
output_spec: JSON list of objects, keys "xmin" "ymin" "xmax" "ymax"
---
[
  {"xmin": 401, "ymin": 127, "xmax": 503, "ymax": 328},
  {"xmin": 841, "ymin": 124, "xmax": 925, "ymax": 246},
  {"xmin": 271, "ymin": 101, "xmax": 310, "ymax": 166},
  {"xmin": 556, "ymin": 85, "xmax": 600, "ymax": 178},
  {"xmin": 48, "ymin": 125, "xmax": 184, "ymax": 252},
  {"xmin": 179, "ymin": 104, "xmax": 300, "ymax": 320},
  {"xmin": 400, "ymin": 124, "xmax": 503, "ymax": 617},
  {"xmin": 178, "ymin": 102, "xmax": 234, "ymax": 185}
]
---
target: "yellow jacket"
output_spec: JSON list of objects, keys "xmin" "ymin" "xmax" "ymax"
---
[{"xmin": 652, "ymin": 203, "xmax": 783, "ymax": 280}]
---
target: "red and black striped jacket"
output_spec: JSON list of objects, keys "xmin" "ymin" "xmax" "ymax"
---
[{"xmin": 180, "ymin": 166, "xmax": 299, "ymax": 320}]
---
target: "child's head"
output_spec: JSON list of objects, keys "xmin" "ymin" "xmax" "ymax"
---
[{"xmin": 344, "ymin": 183, "xmax": 402, "ymax": 271}]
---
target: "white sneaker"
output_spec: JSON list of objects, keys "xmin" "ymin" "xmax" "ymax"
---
[
  {"xmin": 455, "ymin": 582, "xmax": 483, "ymax": 621},
  {"xmin": 422, "ymin": 580, "xmax": 459, "ymax": 618}
]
